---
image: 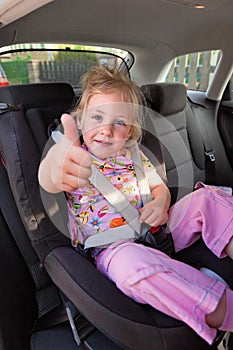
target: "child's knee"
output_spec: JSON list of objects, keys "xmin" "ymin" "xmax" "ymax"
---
[{"xmin": 107, "ymin": 243, "xmax": 147, "ymax": 282}]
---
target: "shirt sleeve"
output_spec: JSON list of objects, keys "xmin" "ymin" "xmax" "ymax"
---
[{"xmin": 140, "ymin": 150, "xmax": 164, "ymax": 187}]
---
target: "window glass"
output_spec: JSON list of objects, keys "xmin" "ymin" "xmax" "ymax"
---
[
  {"xmin": 166, "ymin": 50, "xmax": 221, "ymax": 91},
  {"xmin": 0, "ymin": 43, "xmax": 132, "ymax": 89}
]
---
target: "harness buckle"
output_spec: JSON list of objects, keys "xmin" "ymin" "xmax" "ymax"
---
[{"xmin": 205, "ymin": 151, "xmax": 215, "ymax": 162}]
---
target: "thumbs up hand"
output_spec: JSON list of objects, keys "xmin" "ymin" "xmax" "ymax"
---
[{"xmin": 38, "ymin": 113, "xmax": 92, "ymax": 193}]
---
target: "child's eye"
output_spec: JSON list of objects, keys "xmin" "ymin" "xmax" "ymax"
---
[
  {"xmin": 114, "ymin": 120, "xmax": 127, "ymax": 127},
  {"xmin": 92, "ymin": 115, "xmax": 103, "ymax": 121}
]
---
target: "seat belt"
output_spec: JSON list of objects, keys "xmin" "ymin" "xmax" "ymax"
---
[
  {"xmin": 52, "ymin": 131, "xmax": 151, "ymax": 249},
  {"xmin": 187, "ymin": 97, "xmax": 216, "ymax": 184},
  {"xmin": 85, "ymin": 143, "xmax": 151, "ymax": 248},
  {"xmin": 89, "ymin": 165, "xmax": 141, "ymax": 234},
  {"xmin": 130, "ymin": 142, "xmax": 153, "ymax": 205},
  {"xmin": 85, "ymin": 143, "xmax": 175, "ymax": 256}
]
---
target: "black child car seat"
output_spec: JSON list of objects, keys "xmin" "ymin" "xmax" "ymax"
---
[{"xmin": 0, "ymin": 82, "xmax": 232, "ymax": 350}]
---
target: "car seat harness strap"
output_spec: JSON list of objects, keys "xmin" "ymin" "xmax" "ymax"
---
[{"xmin": 52, "ymin": 131, "xmax": 174, "ymax": 256}]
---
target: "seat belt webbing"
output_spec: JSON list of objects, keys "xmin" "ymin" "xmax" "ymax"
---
[
  {"xmin": 84, "ymin": 223, "xmax": 136, "ymax": 249},
  {"xmin": 130, "ymin": 143, "xmax": 152, "ymax": 206},
  {"xmin": 52, "ymin": 132, "xmax": 151, "ymax": 248},
  {"xmin": 89, "ymin": 165, "xmax": 141, "ymax": 234},
  {"xmin": 85, "ymin": 143, "xmax": 152, "ymax": 248}
]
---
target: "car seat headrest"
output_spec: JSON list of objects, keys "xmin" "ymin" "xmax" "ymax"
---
[
  {"xmin": 0, "ymin": 82, "xmax": 75, "ymax": 109},
  {"xmin": 141, "ymin": 83, "xmax": 187, "ymax": 116}
]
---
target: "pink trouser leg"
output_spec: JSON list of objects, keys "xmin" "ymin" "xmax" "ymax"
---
[
  {"xmin": 95, "ymin": 241, "xmax": 226, "ymax": 344},
  {"xmin": 168, "ymin": 188, "xmax": 233, "ymax": 257},
  {"xmin": 95, "ymin": 188, "xmax": 233, "ymax": 344}
]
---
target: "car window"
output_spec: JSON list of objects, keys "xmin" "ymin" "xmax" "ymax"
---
[
  {"xmin": 166, "ymin": 50, "xmax": 221, "ymax": 91},
  {"xmin": 0, "ymin": 43, "xmax": 132, "ymax": 90},
  {"xmin": 0, "ymin": 63, "xmax": 9, "ymax": 86}
]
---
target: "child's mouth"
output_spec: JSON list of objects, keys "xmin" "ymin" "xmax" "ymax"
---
[{"xmin": 95, "ymin": 140, "xmax": 112, "ymax": 146}]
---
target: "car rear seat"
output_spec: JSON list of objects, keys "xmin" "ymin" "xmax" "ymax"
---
[
  {"xmin": 141, "ymin": 82, "xmax": 206, "ymax": 203},
  {"xmin": 0, "ymin": 82, "xmax": 231, "ymax": 350},
  {"xmin": 140, "ymin": 82, "xmax": 233, "ymax": 203},
  {"xmin": 140, "ymin": 81, "xmax": 233, "ymax": 284}
]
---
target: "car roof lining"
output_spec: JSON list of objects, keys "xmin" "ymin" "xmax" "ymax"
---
[
  {"xmin": 0, "ymin": 0, "xmax": 232, "ymax": 53},
  {"xmin": 0, "ymin": 0, "xmax": 232, "ymax": 100}
]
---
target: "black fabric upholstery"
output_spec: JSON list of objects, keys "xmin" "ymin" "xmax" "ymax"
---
[
  {"xmin": 141, "ymin": 83, "xmax": 206, "ymax": 203},
  {"xmin": 0, "ymin": 83, "xmax": 75, "ymax": 109},
  {"xmin": 26, "ymin": 107, "xmax": 64, "ymax": 153},
  {"xmin": 218, "ymin": 102, "xmax": 233, "ymax": 172},
  {"xmin": 44, "ymin": 246, "xmax": 214, "ymax": 350},
  {"xmin": 0, "ymin": 211, "xmax": 37, "ymax": 350},
  {"xmin": 141, "ymin": 83, "xmax": 186, "ymax": 116},
  {"xmin": 0, "ymin": 82, "xmax": 226, "ymax": 350},
  {"xmin": 0, "ymin": 83, "xmax": 76, "ymax": 347},
  {"xmin": 0, "ymin": 106, "xmax": 70, "ymax": 261}
]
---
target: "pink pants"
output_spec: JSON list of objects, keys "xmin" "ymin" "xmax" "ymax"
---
[{"xmin": 95, "ymin": 188, "xmax": 233, "ymax": 344}]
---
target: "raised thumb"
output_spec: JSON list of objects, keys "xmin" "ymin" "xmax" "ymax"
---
[{"xmin": 61, "ymin": 113, "xmax": 80, "ymax": 145}]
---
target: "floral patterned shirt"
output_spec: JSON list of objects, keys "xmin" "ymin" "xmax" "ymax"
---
[{"xmin": 67, "ymin": 144, "xmax": 162, "ymax": 247}]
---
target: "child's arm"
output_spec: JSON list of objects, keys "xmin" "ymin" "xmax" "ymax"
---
[
  {"xmin": 38, "ymin": 114, "xmax": 92, "ymax": 193},
  {"xmin": 139, "ymin": 182, "xmax": 171, "ymax": 227}
]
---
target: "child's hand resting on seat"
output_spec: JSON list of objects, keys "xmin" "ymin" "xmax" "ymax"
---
[
  {"xmin": 38, "ymin": 113, "xmax": 92, "ymax": 193},
  {"xmin": 139, "ymin": 183, "xmax": 170, "ymax": 227}
]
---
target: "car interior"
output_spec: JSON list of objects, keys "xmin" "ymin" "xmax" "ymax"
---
[{"xmin": 0, "ymin": 0, "xmax": 232, "ymax": 349}]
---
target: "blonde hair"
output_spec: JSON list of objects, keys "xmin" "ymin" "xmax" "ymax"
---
[{"xmin": 75, "ymin": 65, "xmax": 144, "ymax": 142}]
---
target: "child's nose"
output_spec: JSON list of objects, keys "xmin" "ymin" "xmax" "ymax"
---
[{"xmin": 101, "ymin": 123, "xmax": 113, "ymax": 136}]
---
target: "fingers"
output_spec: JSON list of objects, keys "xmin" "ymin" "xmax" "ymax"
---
[
  {"xmin": 50, "ymin": 148, "xmax": 92, "ymax": 192},
  {"xmin": 67, "ymin": 143, "xmax": 92, "ymax": 169},
  {"xmin": 139, "ymin": 204, "xmax": 168, "ymax": 227},
  {"xmin": 59, "ymin": 174, "xmax": 90, "ymax": 192},
  {"xmin": 56, "ymin": 142, "xmax": 92, "ymax": 190},
  {"xmin": 62, "ymin": 157, "xmax": 92, "ymax": 178}
]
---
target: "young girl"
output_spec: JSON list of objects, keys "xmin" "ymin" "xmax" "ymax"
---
[{"xmin": 38, "ymin": 65, "xmax": 233, "ymax": 345}]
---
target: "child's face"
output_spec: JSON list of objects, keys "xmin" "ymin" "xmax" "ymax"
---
[{"xmin": 80, "ymin": 91, "xmax": 133, "ymax": 159}]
